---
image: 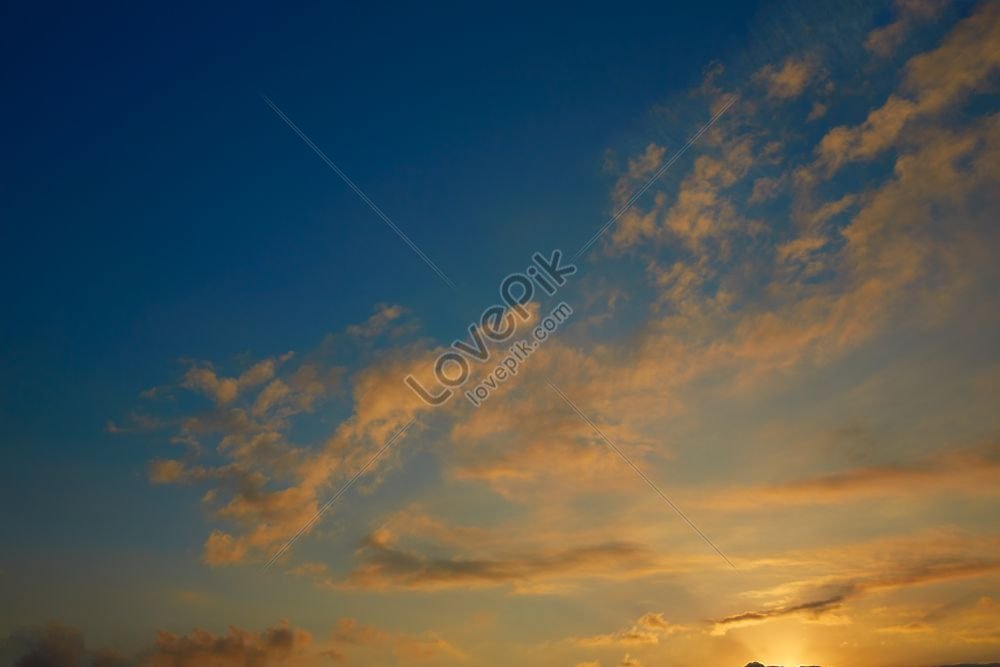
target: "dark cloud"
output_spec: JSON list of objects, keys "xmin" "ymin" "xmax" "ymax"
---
[
  {"xmin": 0, "ymin": 624, "xmax": 124, "ymax": 667},
  {"xmin": 139, "ymin": 621, "xmax": 311, "ymax": 667},
  {"xmin": 717, "ymin": 594, "xmax": 846, "ymax": 627},
  {"xmin": 714, "ymin": 554, "xmax": 1000, "ymax": 633},
  {"xmin": 704, "ymin": 442, "xmax": 1000, "ymax": 509},
  {"xmin": 2, "ymin": 622, "xmax": 311, "ymax": 667},
  {"xmin": 342, "ymin": 529, "xmax": 653, "ymax": 591}
]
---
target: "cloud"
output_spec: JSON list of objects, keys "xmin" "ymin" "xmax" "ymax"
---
[
  {"xmin": 345, "ymin": 303, "xmax": 415, "ymax": 339},
  {"xmin": 139, "ymin": 621, "xmax": 312, "ymax": 667},
  {"xmin": 614, "ymin": 143, "xmax": 667, "ymax": 197},
  {"xmin": 133, "ymin": 309, "xmax": 444, "ymax": 565},
  {"xmin": 573, "ymin": 612, "xmax": 686, "ymax": 647},
  {"xmin": 0, "ymin": 623, "xmax": 123, "ymax": 667},
  {"xmin": 609, "ymin": 132, "xmax": 755, "ymax": 252},
  {"xmin": 181, "ymin": 354, "xmax": 291, "ymax": 405},
  {"xmin": 522, "ymin": 90, "xmax": 995, "ymax": 498},
  {"xmin": 754, "ymin": 56, "xmax": 817, "ymax": 99},
  {"xmin": 817, "ymin": 2, "xmax": 1000, "ymax": 173},
  {"xmin": 339, "ymin": 527, "xmax": 658, "ymax": 592},
  {"xmin": 380, "ymin": 43, "xmax": 1000, "ymax": 610},
  {"xmin": 877, "ymin": 596, "xmax": 999, "ymax": 638},
  {"xmin": 712, "ymin": 532, "xmax": 1000, "ymax": 634},
  {"xmin": 700, "ymin": 442, "xmax": 1000, "ymax": 509},
  {"xmin": 441, "ymin": 85, "xmax": 996, "ymax": 509},
  {"xmin": 711, "ymin": 594, "xmax": 847, "ymax": 634},
  {"xmin": 774, "ymin": 235, "xmax": 827, "ymax": 266},
  {"xmin": 806, "ymin": 101, "xmax": 827, "ymax": 121},
  {"xmin": 749, "ymin": 175, "xmax": 784, "ymax": 203},
  {"xmin": 866, "ymin": 0, "xmax": 948, "ymax": 57},
  {"xmin": 105, "ymin": 412, "xmax": 163, "ymax": 434},
  {"xmin": 2, "ymin": 622, "xmax": 330, "ymax": 667},
  {"xmin": 122, "ymin": 15, "xmax": 1000, "ymax": 667},
  {"xmin": 133, "ymin": 3, "xmax": 998, "ymax": 583},
  {"xmin": 290, "ymin": 502, "xmax": 722, "ymax": 597}
]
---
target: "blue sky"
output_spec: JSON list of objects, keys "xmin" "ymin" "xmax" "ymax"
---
[{"xmin": 1, "ymin": 0, "xmax": 764, "ymax": 560}]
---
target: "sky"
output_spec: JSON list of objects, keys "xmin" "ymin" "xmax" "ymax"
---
[{"xmin": 1, "ymin": 1, "xmax": 999, "ymax": 666}]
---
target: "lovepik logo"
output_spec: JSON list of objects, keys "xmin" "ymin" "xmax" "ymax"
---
[{"xmin": 404, "ymin": 250, "xmax": 576, "ymax": 407}]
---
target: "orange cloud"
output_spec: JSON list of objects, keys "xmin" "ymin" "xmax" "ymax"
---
[
  {"xmin": 573, "ymin": 612, "xmax": 687, "ymax": 647},
  {"xmin": 700, "ymin": 443, "xmax": 1000, "ymax": 510},
  {"xmin": 817, "ymin": 2, "xmax": 999, "ymax": 173},
  {"xmin": 754, "ymin": 56, "xmax": 818, "ymax": 100},
  {"xmin": 866, "ymin": 0, "xmax": 948, "ymax": 57}
]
